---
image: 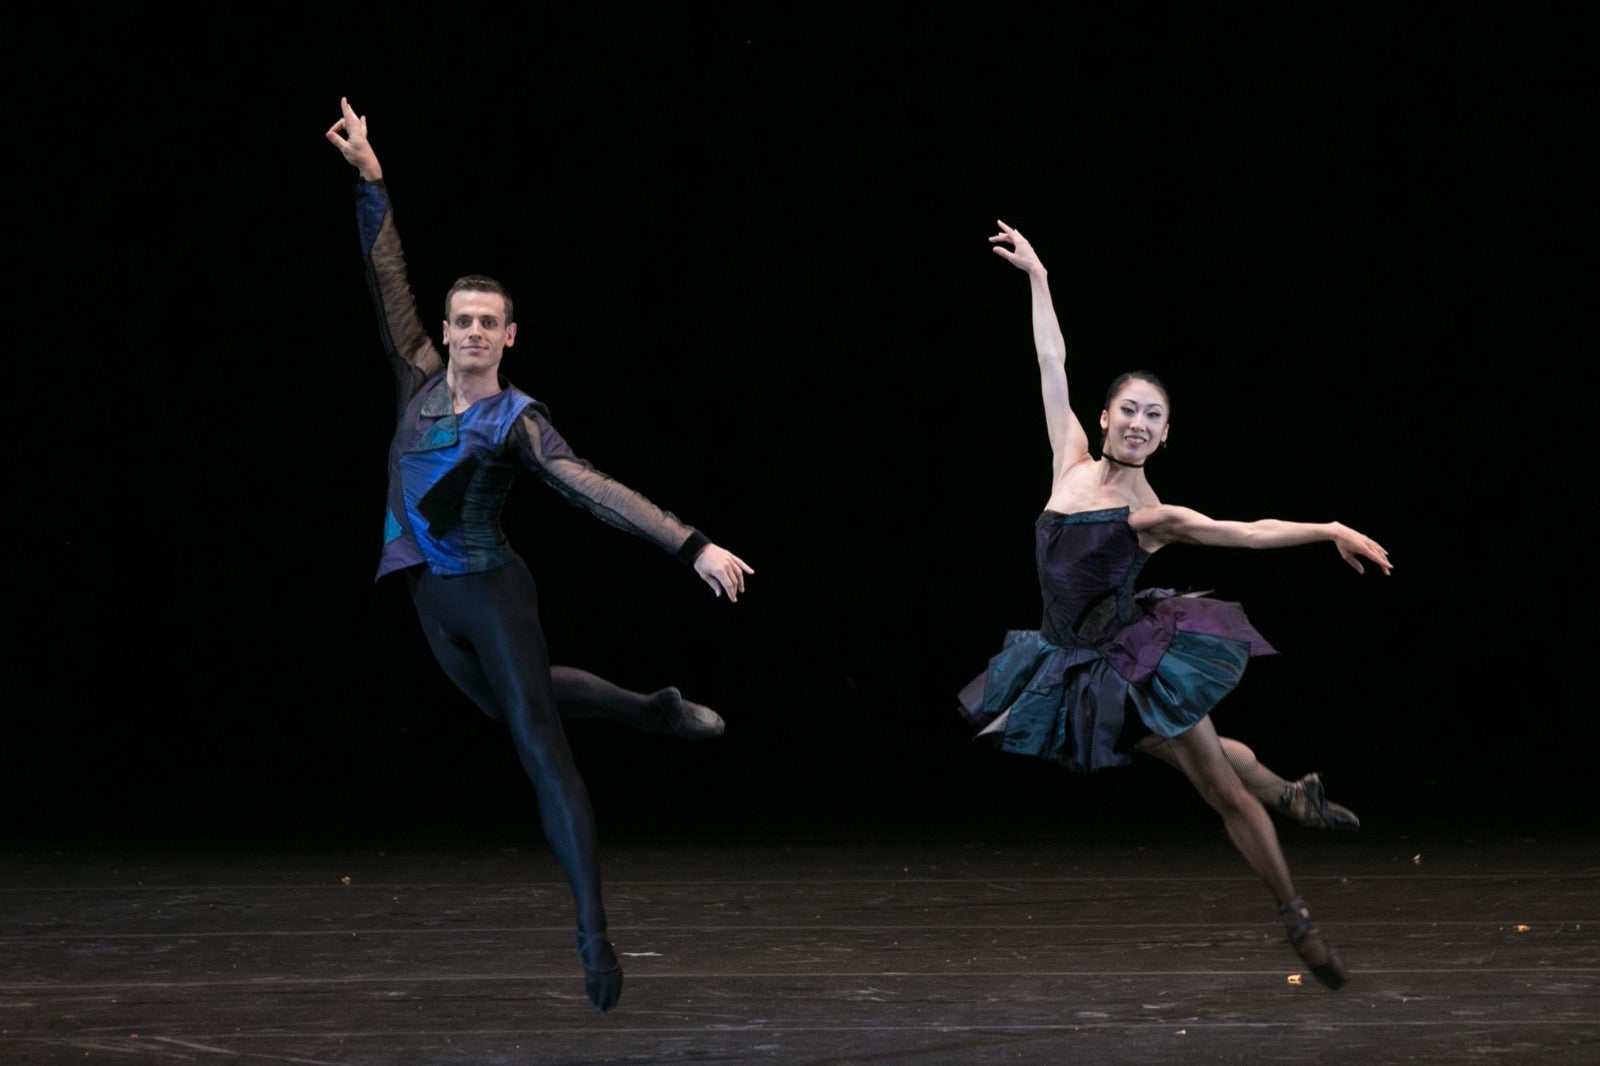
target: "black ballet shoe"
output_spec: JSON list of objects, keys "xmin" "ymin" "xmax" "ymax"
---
[
  {"xmin": 576, "ymin": 931, "xmax": 624, "ymax": 1012},
  {"xmin": 656, "ymin": 687, "xmax": 725, "ymax": 739},
  {"xmin": 1279, "ymin": 773, "xmax": 1361, "ymax": 831},
  {"xmin": 1278, "ymin": 897, "xmax": 1348, "ymax": 990}
]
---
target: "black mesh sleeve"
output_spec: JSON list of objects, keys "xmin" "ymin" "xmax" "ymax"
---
[
  {"xmin": 359, "ymin": 180, "xmax": 443, "ymax": 416},
  {"xmin": 512, "ymin": 406, "xmax": 705, "ymax": 562}
]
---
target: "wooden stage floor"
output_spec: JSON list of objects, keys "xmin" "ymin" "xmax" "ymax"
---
[{"xmin": 3, "ymin": 823, "xmax": 1596, "ymax": 1064}]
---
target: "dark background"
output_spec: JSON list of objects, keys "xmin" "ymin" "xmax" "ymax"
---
[{"xmin": 5, "ymin": 6, "xmax": 1589, "ymax": 848}]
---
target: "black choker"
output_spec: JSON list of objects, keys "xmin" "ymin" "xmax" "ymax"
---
[{"xmin": 1102, "ymin": 453, "xmax": 1145, "ymax": 468}]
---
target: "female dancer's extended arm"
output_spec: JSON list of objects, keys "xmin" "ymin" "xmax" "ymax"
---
[
  {"xmin": 990, "ymin": 221, "xmax": 1090, "ymax": 479},
  {"xmin": 1135, "ymin": 506, "xmax": 1394, "ymax": 575}
]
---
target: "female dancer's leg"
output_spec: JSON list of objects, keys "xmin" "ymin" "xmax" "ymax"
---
[
  {"xmin": 1138, "ymin": 718, "xmax": 1347, "ymax": 988},
  {"xmin": 1138, "ymin": 719, "xmax": 1296, "ymax": 902},
  {"xmin": 1142, "ymin": 732, "xmax": 1359, "ymax": 829}
]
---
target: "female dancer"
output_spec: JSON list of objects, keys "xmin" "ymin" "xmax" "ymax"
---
[{"xmin": 959, "ymin": 221, "xmax": 1389, "ymax": 989}]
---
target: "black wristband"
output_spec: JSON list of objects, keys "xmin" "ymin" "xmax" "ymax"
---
[{"xmin": 676, "ymin": 530, "xmax": 711, "ymax": 565}]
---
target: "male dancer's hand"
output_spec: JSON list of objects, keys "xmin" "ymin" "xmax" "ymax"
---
[
  {"xmin": 694, "ymin": 545, "xmax": 754, "ymax": 601},
  {"xmin": 325, "ymin": 96, "xmax": 383, "ymax": 182}
]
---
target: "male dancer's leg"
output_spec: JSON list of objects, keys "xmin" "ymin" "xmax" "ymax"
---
[
  {"xmin": 384, "ymin": 650, "xmax": 723, "ymax": 738},
  {"xmin": 409, "ymin": 560, "xmax": 622, "ymax": 1010},
  {"xmin": 551, "ymin": 666, "xmax": 724, "ymax": 737}
]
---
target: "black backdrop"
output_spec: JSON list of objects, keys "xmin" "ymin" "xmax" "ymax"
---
[{"xmin": 6, "ymin": 6, "xmax": 1589, "ymax": 847}]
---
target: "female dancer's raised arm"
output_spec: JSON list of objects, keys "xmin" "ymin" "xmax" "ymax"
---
[{"xmin": 990, "ymin": 221, "xmax": 1089, "ymax": 481}]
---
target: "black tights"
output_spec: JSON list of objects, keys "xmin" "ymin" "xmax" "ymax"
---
[
  {"xmin": 550, "ymin": 666, "xmax": 678, "ymax": 730},
  {"xmin": 408, "ymin": 558, "xmax": 606, "ymax": 936}
]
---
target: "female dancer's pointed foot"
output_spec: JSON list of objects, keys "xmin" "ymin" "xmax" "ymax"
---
[
  {"xmin": 576, "ymin": 931, "xmax": 623, "ymax": 1012},
  {"xmin": 656, "ymin": 687, "xmax": 725, "ymax": 739},
  {"xmin": 1279, "ymin": 773, "xmax": 1360, "ymax": 831},
  {"xmin": 1279, "ymin": 897, "xmax": 1348, "ymax": 990}
]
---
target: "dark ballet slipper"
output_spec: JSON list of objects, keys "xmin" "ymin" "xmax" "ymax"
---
[
  {"xmin": 655, "ymin": 687, "xmax": 725, "ymax": 739},
  {"xmin": 576, "ymin": 931, "xmax": 623, "ymax": 1012},
  {"xmin": 1279, "ymin": 773, "xmax": 1361, "ymax": 831},
  {"xmin": 1278, "ymin": 897, "xmax": 1348, "ymax": 990}
]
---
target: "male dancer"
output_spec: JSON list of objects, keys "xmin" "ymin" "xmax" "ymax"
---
[{"xmin": 326, "ymin": 97, "xmax": 753, "ymax": 1011}]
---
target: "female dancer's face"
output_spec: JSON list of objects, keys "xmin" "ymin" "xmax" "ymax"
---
[{"xmin": 1099, "ymin": 379, "xmax": 1170, "ymax": 464}]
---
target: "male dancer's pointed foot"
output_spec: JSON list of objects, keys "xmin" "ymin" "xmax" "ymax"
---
[
  {"xmin": 657, "ymin": 687, "xmax": 724, "ymax": 739},
  {"xmin": 1279, "ymin": 773, "xmax": 1360, "ymax": 831},
  {"xmin": 576, "ymin": 931, "xmax": 623, "ymax": 1012},
  {"xmin": 1279, "ymin": 897, "xmax": 1348, "ymax": 990}
]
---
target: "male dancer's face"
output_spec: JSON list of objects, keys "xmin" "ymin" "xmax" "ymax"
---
[{"xmin": 442, "ymin": 291, "xmax": 517, "ymax": 375}]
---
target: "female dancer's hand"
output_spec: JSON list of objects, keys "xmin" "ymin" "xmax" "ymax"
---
[
  {"xmin": 1331, "ymin": 524, "xmax": 1393, "ymax": 575},
  {"xmin": 990, "ymin": 220, "xmax": 1046, "ymax": 276},
  {"xmin": 693, "ymin": 544, "xmax": 755, "ymax": 601}
]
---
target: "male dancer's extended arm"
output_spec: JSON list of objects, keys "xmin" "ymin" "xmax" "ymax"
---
[{"xmin": 514, "ymin": 410, "xmax": 754, "ymax": 600}]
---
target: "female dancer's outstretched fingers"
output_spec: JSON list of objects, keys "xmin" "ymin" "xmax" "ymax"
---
[
  {"xmin": 991, "ymin": 221, "xmax": 1042, "ymax": 271},
  {"xmin": 1333, "ymin": 526, "xmax": 1392, "ymax": 575}
]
